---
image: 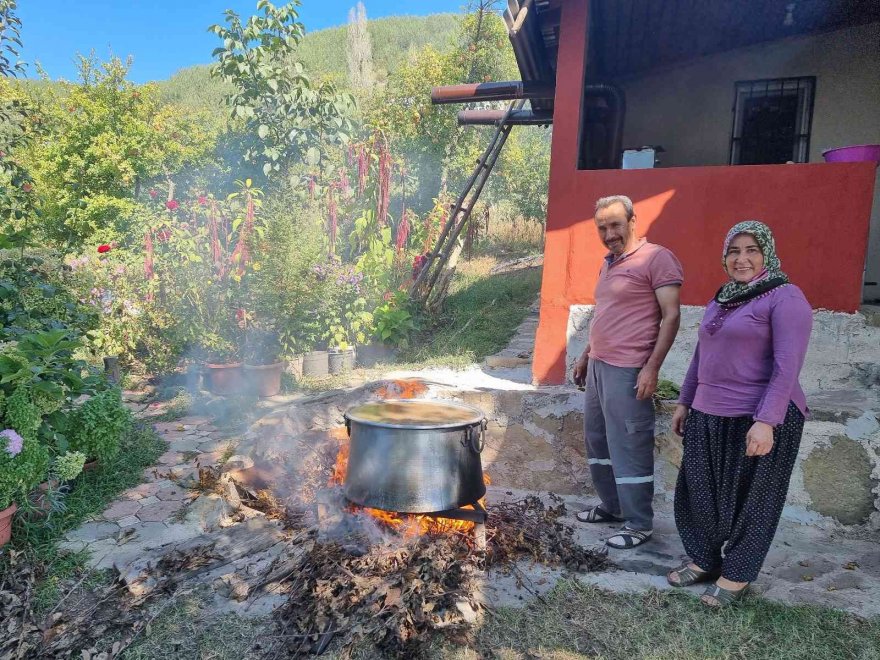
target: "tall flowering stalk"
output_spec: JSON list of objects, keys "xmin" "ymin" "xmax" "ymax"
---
[
  {"xmin": 395, "ymin": 210, "xmax": 411, "ymax": 253},
  {"xmin": 230, "ymin": 192, "xmax": 255, "ymax": 276},
  {"xmin": 375, "ymin": 136, "xmax": 392, "ymax": 227},
  {"xmin": 327, "ymin": 183, "xmax": 338, "ymax": 256},
  {"xmin": 357, "ymin": 143, "xmax": 369, "ymax": 196}
]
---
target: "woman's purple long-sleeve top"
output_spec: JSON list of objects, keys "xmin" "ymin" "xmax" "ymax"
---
[{"xmin": 678, "ymin": 284, "xmax": 812, "ymax": 426}]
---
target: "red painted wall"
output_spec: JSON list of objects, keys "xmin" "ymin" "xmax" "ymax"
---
[{"xmin": 533, "ymin": 0, "xmax": 878, "ymax": 385}]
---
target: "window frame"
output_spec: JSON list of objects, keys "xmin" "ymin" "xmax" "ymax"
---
[{"xmin": 729, "ymin": 76, "xmax": 816, "ymax": 166}]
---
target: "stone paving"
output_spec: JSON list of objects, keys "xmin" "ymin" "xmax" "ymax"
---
[{"xmin": 60, "ymin": 408, "xmax": 238, "ymax": 569}]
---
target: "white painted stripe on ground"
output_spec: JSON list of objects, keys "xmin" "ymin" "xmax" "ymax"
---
[{"xmin": 615, "ymin": 475, "xmax": 654, "ymax": 484}]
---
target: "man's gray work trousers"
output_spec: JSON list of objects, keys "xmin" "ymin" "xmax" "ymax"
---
[{"xmin": 583, "ymin": 358, "xmax": 656, "ymax": 531}]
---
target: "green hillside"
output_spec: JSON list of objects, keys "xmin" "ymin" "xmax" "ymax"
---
[{"xmin": 158, "ymin": 13, "xmax": 460, "ymax": 114}]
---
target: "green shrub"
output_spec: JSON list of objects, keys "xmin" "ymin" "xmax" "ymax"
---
[
  {"xmin": 0, "ymin": 429, "xmax": 50, "ymax": 510},
  {"xmin": 4, "ymin": 386, "xmax": 42, "ymax": 440},
  {"xmin": 0, "ymin": 253, "xmax": 99, "ymax": 342},
  {"xmin": 68, "ymin": 388, "xmax": 130, "ymax": 462},
  {"xmin": 52, "ymin": 450, "xmax": 86, "ymax": 482}
]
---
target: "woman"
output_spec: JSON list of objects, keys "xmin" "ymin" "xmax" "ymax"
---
[{"xmin": 667, "ymin": 220, "xmax": 812, "ymax": 608}]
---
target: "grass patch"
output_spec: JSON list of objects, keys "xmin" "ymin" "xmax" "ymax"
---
[
  {"xmin": 401, "ymin": 259, "xmax": 542, "ymax": 367},
  {"xmin": 120, "ymin": 593, "xmax": 270, "ymax": 659},
  {"xmin": 468, "ymin": 580, "xmax": 880, "ymax": 660}
]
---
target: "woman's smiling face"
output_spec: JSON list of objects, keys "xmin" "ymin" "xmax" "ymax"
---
[{"xmin": 725, "ymin": 233, "xmax": 764, "ymax": 283}]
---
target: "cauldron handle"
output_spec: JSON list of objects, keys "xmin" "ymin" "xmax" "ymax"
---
[{"xmin": 466, "ymin": 419, "xmax": 487, "ymax": 454}]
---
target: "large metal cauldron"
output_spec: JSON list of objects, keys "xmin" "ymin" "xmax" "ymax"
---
[{"xmin": 343, "ymin": 399, "xmax": 487, "ymax": 513}]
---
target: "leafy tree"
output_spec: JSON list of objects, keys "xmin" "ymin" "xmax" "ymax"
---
[
  {"xmin": 27, "ymin": 56, "xmax": 215, "ymax": 247},
  {"xmin": 209, "ymin": 0, "xmax": 354, "ymax": 177},
  {"xmin": 366, "ymin": 2, "xmax": 518, "ymax": 209}
]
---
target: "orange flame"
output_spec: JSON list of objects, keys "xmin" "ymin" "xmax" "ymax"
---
[{"xmin": 330, "ymin": 431, "xmax": 489, "ymax": 535}]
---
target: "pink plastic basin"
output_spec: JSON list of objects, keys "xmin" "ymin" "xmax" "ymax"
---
[{"xmin": 821, "ymin": 144, "xmax": 880, "ymax": 165}]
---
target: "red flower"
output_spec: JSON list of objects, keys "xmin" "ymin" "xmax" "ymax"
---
[
  {"xmin": 148, "ymin": 189, "xmax": 158, "ymax": 199},
  {"xmin": 165, "ymin": 199, "xmax": 179, "ymax": 211},
  {"xmin": 97, "ymin": 244, "xmax": 112, "ymax": 254},
  {"xmin": 235, "ymin": 308, "xmax": 245, "ymax": 321},
  {"xmin": 383, "ymin": 291, "xmax": 393, "ymax": 302},
  {"xmin": 156, "ymin": 229, "xmax": 171, "ymax": 242},
  {"xmin": 21, "ymin": 182, "xmax": 33, "ymax": 192},
  {"xmin": 197, "ymin": 195, "xmax": 208, "ymax": 206},
  {"xmin": 0, "ymin": 150, "xmax": 6, "ymax": 158}
]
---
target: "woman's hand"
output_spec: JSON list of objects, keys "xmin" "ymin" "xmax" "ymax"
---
[
  {"xmin": 672, "ymin": 404, "xmax": 689, "ymax": 437},
  {"xmin": 746, "ymin": 422, "xmax": 775, "ymax": 456}
]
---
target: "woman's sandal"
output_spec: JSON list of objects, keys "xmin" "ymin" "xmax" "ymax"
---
[
  {"xmin": 576, "ymin": 506, "xmax": 623, "ymax": 524},
  {"xmin": 667, "ymin": 562, "xmax": 719, "ymax": 587},
  {"xmin": 605, "ymin": 527, "xmax": 652, "ymax": 549},
  {"xmin": 701, "ymin": 583, "xmax": 749, "ymax": 608}
]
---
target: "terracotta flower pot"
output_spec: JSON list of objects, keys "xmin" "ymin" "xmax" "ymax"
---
[
  {"xmin": 244, "ymin": 362, "xmax": 285, "ymax": 397},
  {"xmin": 204, "ymin": 362, "xmax": 243, "ymax": 396},
  {"xmin": 0, "ymin": 502, "xmax": 17, "ymax": 547},
  {"xmin": 82, "ymin": 459, "xmax": 99, "ymax": 473}
]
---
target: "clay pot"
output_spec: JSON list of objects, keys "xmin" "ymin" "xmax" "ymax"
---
[
  {"xmin": 0, "ymin": 502, "xmax": 17, "ymax": 547},
  {"xmin": 82, "ymin": 459, "xmax": 99, "ymax": 473},
  {"xmin": 329, "ymin": 348, "xmax": 355, "ymax": 374},
  {"xmin": 244, "ymin": 362, "xmax": 285, "ymax": 397},
  {"xmin": 302, "ymin": 350, "xmax": 329, "ymax": 377},
  {"xmin": 204, "ymin": 362, "xmax": 243, "ymax": 396}
]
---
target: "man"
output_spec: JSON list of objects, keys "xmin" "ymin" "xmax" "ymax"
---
[{"xmin": 573, "ymin": 195, "xmax": 682, "ymax": 549}]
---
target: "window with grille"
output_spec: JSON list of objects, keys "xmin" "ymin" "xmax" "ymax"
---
[{"xmin": 729, "ymin": 77, "xmax": 815, "ymax": 165}]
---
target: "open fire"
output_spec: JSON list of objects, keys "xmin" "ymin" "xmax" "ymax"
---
[{"xmin": 330, "ymin": 435, "xmax": 491, "ymax": 536}]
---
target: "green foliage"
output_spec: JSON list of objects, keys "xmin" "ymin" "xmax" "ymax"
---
[
  {"xmin": 0, "ymin": 430, "xmax": 49, "ymax": 510},
  {"xmin": 3, "ymin": 386, "xmax": 41, "ymax": 439},
  {"xmin": 373, "ymin": 291, "xmax": 416, "ymax": 347},
  {"xmin": 655, "ymin": 379, "xmax": 681, "ymax": 401},
  {"xmin": 0, "ymin": 0, "xmax": 25, "ymax": 79},
  {"xmin": 68, "ymin": 388, "xmax": 130, "ymax": 462},
  {"xmin": 0, "ymin": 252, "xmax": 99, "ymax": 341},
  {"xmin": 52, "ymin": 450, "xmax": 85, "ymax": 481},
  {"xmin": 28, "ymin": 55, "xmax": 215, "ymax": 248},
  {"xmin": 210, "ymin": 0, "xmax": 354, "ymax": 177}
]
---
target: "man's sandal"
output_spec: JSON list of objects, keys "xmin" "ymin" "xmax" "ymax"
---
[
  {"xmin": 701, "ymin": 583, "xmax": 749, "ymax": 608},
  {"xmin": 576, "ymin": 506, "xmax": 623, "ymax": 523},
  {"xmin": 667, "ymin": 562, "xmax": 719, "ymax": 587},
  {"xmin": 605, "ymin": 527, "xmax": 652, "ymax": 549}
]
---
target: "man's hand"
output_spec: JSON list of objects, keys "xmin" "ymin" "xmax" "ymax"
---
[
  {"xmin": 671, "ymin": 404, "xmax": 689, "ymax": 437},
  {"xmin": 745, "ymin": 422, "xmax": 774, "ymax": 456},
  {"xmin": 573, "ymin": 352, "xmax": 589, "ymax": 388},
  {"xmin": 635, "ymin": 364, "xmax": 658, "ymax": 400}
]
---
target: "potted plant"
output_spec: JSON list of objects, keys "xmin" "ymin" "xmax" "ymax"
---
[
  {"xmin": 0, "ymin": 428, "xmax": 50, "ymax": 547},
  {"xmin": 243, "ymin": 326, "xmax": 285, "ymax": 397}
]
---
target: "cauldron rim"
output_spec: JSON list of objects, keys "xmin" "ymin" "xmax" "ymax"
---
[{"xmin": 344, "ymin": 398, "xmax": 484, "ymax": 430}]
